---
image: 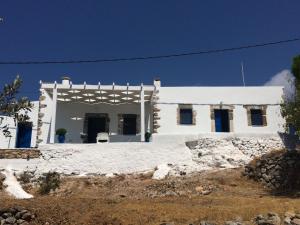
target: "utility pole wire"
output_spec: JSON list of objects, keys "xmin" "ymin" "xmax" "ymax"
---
[{"xmin": 0, "ymin": 37, "xmax": 299, "ymax": 65}]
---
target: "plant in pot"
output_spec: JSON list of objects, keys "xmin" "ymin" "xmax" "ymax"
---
[
  {"xmin": 56, "ymin": 128, "xmax": 67, "ymax": 143},
  {"xmin": 145, "ymin": 131, "xmax": 152, "ymax": 142}
]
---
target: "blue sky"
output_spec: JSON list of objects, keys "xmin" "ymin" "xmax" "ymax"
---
[{"xmin": 0, "ymin": 1, "xmax": 299, "ymax": 100}]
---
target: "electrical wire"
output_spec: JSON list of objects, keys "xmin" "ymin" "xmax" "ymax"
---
[{"xmin": 0, "ymin": 37, "xmax": 299, "ymax": 65}]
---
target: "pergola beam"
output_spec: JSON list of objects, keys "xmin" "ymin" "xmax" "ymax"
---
[
  {"xmin": 41, "ymin": 83, "xmax": 154, "ymax": 92},
  {"xmin": 140, "ymin": 83, "xmax": 145, "ymax": 142},
  {"xmin": 50, "ymin": 81, "xmax": 57, "ymax": 143}
]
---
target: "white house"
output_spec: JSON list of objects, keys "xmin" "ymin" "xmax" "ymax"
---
[
  {"xmin": 0, "ymin": 77, "xmax": 285, "ymax": 148},
  {"xmin": 0, "ymin": 102, "xmax": 39, "ymax": 149}
]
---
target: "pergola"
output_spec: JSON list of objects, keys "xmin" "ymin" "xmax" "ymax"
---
[{"xmin": 41, "ymin": 80, "xmax": 155, "ymax": 143}]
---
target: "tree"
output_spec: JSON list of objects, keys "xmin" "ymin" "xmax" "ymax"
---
[
  {"xmin": 281, "ymin": 55, "xmax": 300, "ymax": 136},
  {"xmin": 0, "ymin": 75, "xmax": 32, "ymax": 137}
]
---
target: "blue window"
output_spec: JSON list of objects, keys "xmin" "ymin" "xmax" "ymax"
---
[
  {"xmin": 180, "ymin": 108, "xmax": 193, "ymax": 125},
  {"xmin": 251, "ymin": 109, "xmax": 263, "ymax": 126}
]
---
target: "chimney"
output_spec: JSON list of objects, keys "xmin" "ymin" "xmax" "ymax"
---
[
  {"xmin": 153, "ymin": 77, "xmax": 161, "ymax": 89},
  {"xmin": 61, "ymin": 76, "xmax": 71, "ymax": 85}
]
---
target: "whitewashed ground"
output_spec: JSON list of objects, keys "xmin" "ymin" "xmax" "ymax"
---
[
  {"xmin": 0, "ymin": 140, "xmax": 254, "ymax": 177},
  {"xmin": 0, "ymin": 142, "xmax": 192, "ymax": 176}
]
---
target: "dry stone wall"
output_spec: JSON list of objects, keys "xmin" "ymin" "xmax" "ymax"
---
[
  {"xmin": 244, "ymin": 150, "xmax": 300, "ymax": 190},
  {"xmin": 0, "ymin": 149, "xmax": 40, "ymax": 159}
]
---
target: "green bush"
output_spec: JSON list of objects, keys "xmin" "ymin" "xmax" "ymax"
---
[
  {"xmin": 38, "ymin": 172, "xmax": 61, "ymax": 195},
  {"xmin": 55, "ymin": 128, "xmax": 67, "ymax": 136}
]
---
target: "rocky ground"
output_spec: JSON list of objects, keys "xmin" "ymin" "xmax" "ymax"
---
[{"xmin": 1, "ymin": 168, "xmax": 300, "ymax": 225}]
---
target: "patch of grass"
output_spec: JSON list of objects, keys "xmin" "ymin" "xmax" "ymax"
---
[{"xmin": 38, "ymin": 172, "xmax": 61, "ymax": 195}]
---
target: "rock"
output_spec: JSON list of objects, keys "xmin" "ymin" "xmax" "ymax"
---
[
  {"xmin": 21, "ymin": 212, "xmax": 32, "ymax": 221},
  {"xmin": 255, "ymin": 213, "xmax": 281, "ymax": 225},
  {"xmin": 5, "ymin": 217, "xmax": 16, "ymax": 224},
  {"xmin": 195, "ymin": 186, "xmax": 204, "ymax": 192},
  {"xmin": 159, "ymin": 222, "xmax": 175, "ymax": 225},
  {"xmin": 20, "ymin": 210, "xmax": 28, "ymax": 215},
  {"xmin": 15, "ymin": 212, "xmax": 22, "ymax": 219},
  {"xmin": 164, "ymin": 190, "xmax": 177, "ymax": 196},
  {"xmin": 200, "ymin": 221, "xmax": 216, "ymax": 225},
  {"xmin": 268, "ymin": 213, "xmax": 281, "ymax": 225},
  {"xmin": 195, "ymin": 186, "xmax": 212, "ymax": 195},
  {"xmin": 225, "ymin": 221, "xmax": 243, "ymax": 225},
  {"xmin": 285, "ymin": 211, "xmax": 296, "ymax": 219},
  {"xmin": 284, "ymin": 217, "xmax": 291, "ymax": 225},
  {"xmin": 13, "ymin": 206, "xmax": 25, "ymax": 212},
  {"xmin": 6, "ymin": 208, "xmax": 17, "ymax": 215},
  {"xmin": 292, "ymin": 218, "xmax": 300, "ymax": 225},
  {"xmin": 202, "ymin": 190, "xmax": 212, "ymax": 195},
  {"xmin": 20, "ymin": 222, "xmax": 30, "ymax": 225},
  {"xmin": 2, "ymin": 213, "xmax": 12, "ymax": 219},
  {"xmin": 16, "ymin": 219, "xmax": 26, "ymax": 224}
]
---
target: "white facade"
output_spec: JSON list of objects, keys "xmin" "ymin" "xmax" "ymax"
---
[
  {"xmin": 0, "ymin": 78, "xmax": 286, "ymax": 148},
  {"xmin": 156, "ymin": 86, "xmax": 284, "ymax": 134},
  {"xmin": 0, "ymin": 102, "xmax": 39, "ymax": 149}
]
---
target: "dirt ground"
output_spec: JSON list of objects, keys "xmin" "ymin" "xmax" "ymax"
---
[{"xmin": 1, "ymin": 168, "xmax": 300, "ymax": 225}]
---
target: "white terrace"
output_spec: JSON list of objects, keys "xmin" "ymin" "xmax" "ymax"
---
[{"xmin": 40, "ymin": 77, "xmax": 157, "ymax": 143}]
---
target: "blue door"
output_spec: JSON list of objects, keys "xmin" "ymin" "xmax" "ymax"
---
[
  {"xmin": 16, "ymin": 122, "xmax": 32, "ymax": 148},
  {"xmin": 214, "ymin": 109, "xmax": 229, "ymax": 132},
  {"xmin": 214, "ymin": 110, "xmax": 222, "ymax": 132}
]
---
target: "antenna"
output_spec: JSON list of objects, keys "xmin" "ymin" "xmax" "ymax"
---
[{"xmin": 241, "ymin": 61, "xmax": 246, "ymax": 86}]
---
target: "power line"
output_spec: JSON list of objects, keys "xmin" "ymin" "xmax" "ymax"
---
[{"xmin": 0, "ymin": 37, "xmax": 299, "ymax": 65}]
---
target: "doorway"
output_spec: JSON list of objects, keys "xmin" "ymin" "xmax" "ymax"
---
[
  {"xmin": 16, "ymin": 122, "xmax": 32, "ymax": 148},
  {"xmin": 87, "ymin": 117, "xmax": 107, "ymax": 143},
  {"xmin": 123, "ymin": 114, "xmax": 137, "ymax": 135},
  {"xmin": 214, "ymin": 109, "xmax": 230, "ymax": 132}
]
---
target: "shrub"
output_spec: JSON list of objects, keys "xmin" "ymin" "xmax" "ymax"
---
[
  {"xmin": 0, "ymin": 173, "xmax": 5, "ymax": 190},
  {"xmin": 18, "ymin": 171, "xmax": 34, "ymax": 184},
  {"xmin": 55, "ymin": 128, "xmax": 67, "ymax": 136},
  {"xmin": 38, "ymin": 172, "xmax": 61, "ymax": 195}
]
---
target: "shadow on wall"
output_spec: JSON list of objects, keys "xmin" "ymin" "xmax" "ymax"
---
[{"xmin": 278, "ymin": 132, "xmax": 300, "ymax": 151}]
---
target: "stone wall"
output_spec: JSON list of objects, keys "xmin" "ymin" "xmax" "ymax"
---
[
  {"xmin": 186, "ymin": 136, "xmax": 284, "ymax": 159},
  {"xmin": 0, "ymin": 149, "xmax": 41, "ymax": 159},
  {"xmin": 231, "ymin": 137, "xmax": 284, "ymax": 158},
  {"xmin": 244, "ymin": 150, "xmax": 300, "ymax": 190}
]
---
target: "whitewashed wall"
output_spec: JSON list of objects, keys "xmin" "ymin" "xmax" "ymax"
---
[
  {"xmin": 155, "ymin": 86, "xmax": 285, "ymax": 137},
  {"xmin": 40, "ymin": 99, "xmax": 152, "ymax": 143},
  {"xmin": 39, "ymin": 85, "xmax": 286, "ymax": 144},
  {"xmin": 0, "ymin": 116, "xmax": 16, "ymax": 149},
  {"xmin": 0, "ymin": 101, "xmax": 39, "ymax": 149}
]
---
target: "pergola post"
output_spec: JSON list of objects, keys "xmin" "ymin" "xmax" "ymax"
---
[
  {"xmin": 140, "ymin": 84, "xmax": 145, "ymax": 142},
  {"xmin": 50, "ymin": 82, "xmax": 57, "ymax": 143}
]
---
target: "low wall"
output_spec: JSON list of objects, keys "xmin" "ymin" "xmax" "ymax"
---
[
  {"xmin": 0, "ymin": 149, "xmax": 41, "ymax": 159},
  {"xmin": 244, "ymin": 150, "xmax": 300, "ymax": 190},
  {"xmin": 186, "ymin": 136, "xmax": 284, "ymax": 158}
]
